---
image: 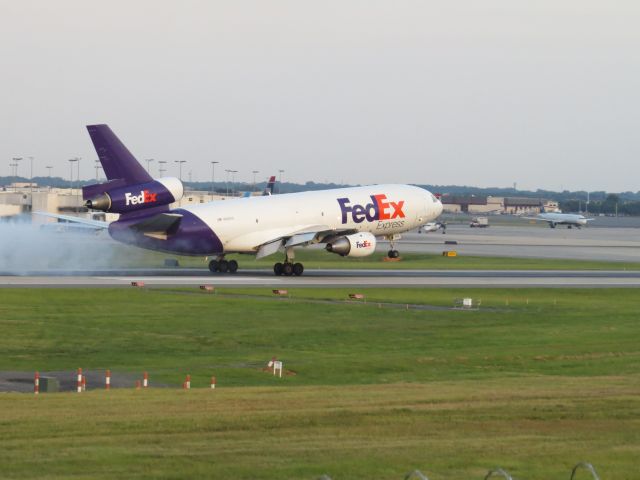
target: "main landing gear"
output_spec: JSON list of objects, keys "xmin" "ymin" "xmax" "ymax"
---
[
  {"xmin": 208, "ymin": 256, "xmax": 238, "ymax": 274},
  {"xmin": 273, "ymin": 248, "xmax": 304, "ymax": 276}
]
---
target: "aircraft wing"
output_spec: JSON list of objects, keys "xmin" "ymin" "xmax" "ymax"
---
[
  {"xmin": 33, "ymin": 212, "xmax": 110, "ymax": 229},
  {"xmin": 255, "ymin": 225, "xmax": 356, "ymax": 259}
]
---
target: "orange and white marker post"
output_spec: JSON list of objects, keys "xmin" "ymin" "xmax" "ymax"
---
[
  {"xmin": 82, "ymin": 375, "xmax": 86, "ymax": 392},
  {"xmin": 76, "ymin": 368, "xmax": 83, "ymax": 393},
  {"xmin": 184, "ymin": 374, "xmax": 191, "ymax": 390},
  {"xmin": 210, "ymin": 376, "xmax": 216, "ymax": 389},
  {"xmin": 34, "ymin": 371, "xmax": 40, "ymax": 395},
  {"xmin": 105, "ymin": 370, "xmax": 111, "ymax": 390},
  {"xmin": 143, "ymin": 371, "xmax": 149, "ymax": 388}
]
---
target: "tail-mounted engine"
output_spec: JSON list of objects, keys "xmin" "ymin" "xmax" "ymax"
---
[
  {"xmin": 325, "ymin": 232, "xmax": 377, "ymax": 257},
  {"xmin": 84, "ymin": 177, "xmax": 184, "ymax": 214}
]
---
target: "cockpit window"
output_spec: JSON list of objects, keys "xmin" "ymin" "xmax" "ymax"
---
[{"xmin": 431, "ymin": 194, "xmax": 439, "ymax": 203}]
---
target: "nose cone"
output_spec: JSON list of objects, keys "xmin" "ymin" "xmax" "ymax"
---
[{"xmin": 424, "ymin": 190, "xmax": 443, "ymax": 218}]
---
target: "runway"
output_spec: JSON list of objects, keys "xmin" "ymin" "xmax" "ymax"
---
[
  {"xmin": 1, "ymin": 224, "xmax": 639, "ymax": 288},
  {"xmin": 2, "ymin": 268, "xmax": 640, "ymax": 288},
  {"xmin": 384, "ymin": 226, "xmax": 640, "ymax": 262}
]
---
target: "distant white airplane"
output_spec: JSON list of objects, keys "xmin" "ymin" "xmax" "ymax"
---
[
  {"xmin": 38, "ymin": 125, "xmax": 443, "ymax": 275},
  {"xmin": 418, "ymin": 222, "xmax": 445, "ymax": 233},
  {"xmin": 523, "ymin": 205, "xmax": 594, "ymax": 229}
]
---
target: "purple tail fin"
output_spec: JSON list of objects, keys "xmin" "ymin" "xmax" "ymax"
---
[{"xmin": 87, "ymin": 124, "xmax": 152, "ymax": 185}]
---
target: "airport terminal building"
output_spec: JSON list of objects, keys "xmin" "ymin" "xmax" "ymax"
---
[{"xmin": 441, "ymin": 195, "xmax": 559, "ymax": 214}]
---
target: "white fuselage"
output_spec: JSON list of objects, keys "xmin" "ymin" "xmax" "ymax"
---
[
  {"xmin": 538, "ymin": 212, "xmax": 589, "ymax": 226},
  {"xmin": 181, "ymin": 184, "xmax": 442, "ymax": 253}
]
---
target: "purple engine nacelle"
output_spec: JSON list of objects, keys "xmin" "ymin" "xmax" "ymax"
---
[{"xmin": 84, "ymin": 177, "xmax": 184, "ymax": 214}]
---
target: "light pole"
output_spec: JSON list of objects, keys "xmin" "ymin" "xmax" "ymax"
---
[
  {"xmin": 174, "ymin": 160, "xmax": 186, "ymax": 181},
  {"xmin": 9, "ymin": 162, "xmax": 18, "ymax": 190},
  {"xmin": 145, "ymin": 158, "xmax": 154, "ymax": 175},
  {"xmin": 231, "ymin": 170, "xmax": 238, "ymax": 196},
  {"xmin": 252, "ymin": 170, "xmax": 259, "ymax": 192},
  {"xmin": 68, "ymin": 157, "xmax": 80, "ymax": 212},
  {"xmin": 46, "ymin": 166, "xmax": 53, "ymax": 190},
  {"xmin": 29, "ymin": 156, "xmax": 34, "ymax": 194},
  {"xmin": 225, "ymin": 169, "xmax": 231, "ymax": 196},
  {"xmin": 12, "ymin": 157, "xmax": 22, "ymax": 179},
  {"xmin": 278, "ymin": 169, "xmax": 285, "ymax": 194},
  {"xmin": 68, "ymin": 158, "xmax": 77, "ymax": 188},
  {"xmin": 210, "ymin": 161, "xmax": 219, "ymax": 200},
  {"xmin": 586, "ymin": 191, "xmax": 590, "ymax": 215},
  {"xmin": 158, "ymin": 160, "xmax": 167, "ymax": 176}
]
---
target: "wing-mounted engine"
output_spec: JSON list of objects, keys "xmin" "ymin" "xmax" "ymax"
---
[
  {"xmin": 83, "ymin": 177, "xmax": 184, "ymax": 214},
  {"xmin": 325, "ymin": 232, "xmax": 376, "ymax": 257}
]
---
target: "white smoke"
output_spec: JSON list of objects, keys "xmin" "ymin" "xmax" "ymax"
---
[{"xmin": 0, "ymin": 215, "xmax": 133, "ymax": 274}]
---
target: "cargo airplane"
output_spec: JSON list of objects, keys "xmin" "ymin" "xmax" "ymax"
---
[{"xmin": 39, "ymin": 125, "xmax": 443, "ymax": 276}]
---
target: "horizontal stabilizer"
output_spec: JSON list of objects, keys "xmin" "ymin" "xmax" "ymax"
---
[{"xmin": 33, "ymin": 212, "xmax": 109, "ymax": 229}]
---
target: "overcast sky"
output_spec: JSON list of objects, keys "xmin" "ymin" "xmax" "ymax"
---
[{"xmin": 1, "ymin": 1, "xmax": 639, "ymax": 191}]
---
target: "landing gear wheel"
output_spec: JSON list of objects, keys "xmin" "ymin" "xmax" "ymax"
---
[
  {"xmin": 228, "ymin": 259, "xmax": 238, "ymax": 273},
  {"xmin": 274, "ymin": 262, "xmax": 284, "ymax": 276},
  {"xmin": 293, "ymin": 262, "xmax": 304, "ymax": 276},
  {"xmin": 208, "ymin": 260, "xmax": 219, "ymax": 273},
  {"xmin": 218, "ymin": 260, "xmax": 229, "ymax": 273},
  {"xmin": 283, "ymin": 262, "xmax": 294, "ymax": 276},
  {"xmin": 387, "ymin": 249, "xmax": 399, "ymax": 259}
]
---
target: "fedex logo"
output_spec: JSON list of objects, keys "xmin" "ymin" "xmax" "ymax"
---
[
  {"xmin": 338, "ymin": 194, "xmax": 405, "ymax": 224},
  {"xmin": 125, "ymin": 190, "xmax": 158, "ymax": 206},
  {"xmin": 355, "ymin": 240, "xmax": 372, "ymax": 249}
]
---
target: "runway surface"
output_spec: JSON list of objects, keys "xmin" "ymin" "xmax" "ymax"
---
[
  {"xmin": 1, "ymin": 223, "xmax": 639, "ymax": 288},
  {"xmin": 3, "ymin": 268, "xmax": 640, "ymax": 288},
  {"xmin": 385, "ymin": 226, "xmax": 640, "ymax": 262}
]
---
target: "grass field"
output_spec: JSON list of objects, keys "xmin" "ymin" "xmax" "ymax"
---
[{"xmin": 1, "ymin": 287, "xmax": 639, "ymax": 479}]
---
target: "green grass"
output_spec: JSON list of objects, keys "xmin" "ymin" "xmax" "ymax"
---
[{"xmin": 1, "ymin": 288, "xmax": 639, "ymax": 478}]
